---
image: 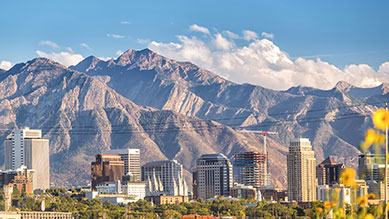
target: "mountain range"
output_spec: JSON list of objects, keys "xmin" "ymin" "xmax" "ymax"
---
[{"xmin": 0, "ymin": 48, "xmax": 388, "ymax": 189}]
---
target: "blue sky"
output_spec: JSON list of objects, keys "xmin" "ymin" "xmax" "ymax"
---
[{"xmin": 1, "ymin": 0, "xmax": 388, "ymax": 89}]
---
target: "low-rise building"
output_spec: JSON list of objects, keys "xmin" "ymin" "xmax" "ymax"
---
[
  {"xmin": 145, "ymin": 194, "xmax": 189, "ymax": 205},
  {"xmin": 0, "ymin": 166, "xmax": 34, "ymax": 194},
  {"xmin": 230, "ymin": 184, "xmax": 260, "ymax": 200}
]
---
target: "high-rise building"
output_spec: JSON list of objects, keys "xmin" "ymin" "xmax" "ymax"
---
[
  {"xmin": 141, "ymin": 160, "xmax": 188, "ymax": 196},
  {"xmin": 358, "ymin": 153, "xmax": 389, "ymax": 200},
  {"xmin": 103, "ymin": 148, "xmax": 141, "ymax": 181},
  {"xmin": 91, "ymin": 154, "xmax": 125, "ymax": 190},
  {"xmin": 316, "ymin": 156, "xmax": 345, "ymax": 185},
  {"xmin": 232, "ymin": 151, "xmax": 267, "ymax": 187},
  {"xmin": 287, "ymin": 138, "xmax": 316, "ymax": 202},
  {"xmin": 4, "ymin": 127, "xmax": 50, "ymax": 190},
  {"xmin": 192, "ymin": 153, "xmax": 233, "ymax": 199}
]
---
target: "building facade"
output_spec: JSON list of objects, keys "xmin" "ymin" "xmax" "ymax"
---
[
  {"xmin": 4, "ymin": 127, "xmax": 50, "ymax": 190},
  {"xmin": 141, "ymin": 160, "xmax": 188, "ymax": 196},
  {"xmin": 316, "ymin": 156, "xmax": 345, "ymax": 185},
  {"xmin": 91, "ymin": 154, "xmax": 125, "ymax": 190},
  {"xmin": 0, "ymin": 166, "xmax": 34, "ymax": 194},
  {"xmin": 193, "ymin": 153, "xmax": 233, "ymax": 199},
  {"xmin": 232, "ymin": 151, "xmax": 267, "ymax": 187},
  {"xmin": 103, "ymin": 148, "xmax": 141, "ymax": 181},
  {"xmin": 287, "ymin": 138, "xmax": 316, "ymax": 202},
  {"xmin": 358, "ymin": 153, "xmax": 389, "ymax": 200}
]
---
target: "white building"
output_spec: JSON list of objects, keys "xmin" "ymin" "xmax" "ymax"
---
[
  {"xmin": 4, "ymin": 127, "xmax": 50, "ymax": 190},
  {"xmin": 141, "ymin": 160, "xmax": 188, "ymax": 196},
  {"xmin": 103, "ymin": 148, "xmax": 141, "ymax": 181},
  {"xmin": 287, "ymin": 138, "xmax": 316, "ymax": 202},
  {"xmin": 317, "ymin": 184, "xmax": 351, "ymax": 205},
  {"xmin": 93, "ymin": 180, "xmax": 146, "ymax": 202}
]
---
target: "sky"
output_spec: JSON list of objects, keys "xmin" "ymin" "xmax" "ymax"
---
[{"xmin": 0, "ymin": 0, "xmax": 389, "ymax": 90}]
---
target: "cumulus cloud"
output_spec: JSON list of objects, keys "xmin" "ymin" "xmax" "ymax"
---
[
  {"xmin": 39, "ymin": 40, "xmax": 60, "ymax": 49},
  {"xmin": 106, "ymin": 34, "xmax": 125, "ymax": 39},
  {"xmin": 0, "ymin": 61, "xmax": 13, "ymax": 70},
  {"xmin": 80, "ymin": 43, "xmax": 91, "ymax": 50},
  {"xmin": 189, "ymin": 24, "xmax": 210, "ymax": 35},
  {"xmin": 242, "ymin": 30, "xmax": 258, "ymax": 41},
  {"xmin": 261, "ymin": 32, "xmax": 274, "ymax": 39},
  {"xmin": 148, "ymin": 26, "xmax": 389, "ymax": 90},
  {"xmin": 36, "ymin": 50, "xmax": 84, "ymax": 66}
]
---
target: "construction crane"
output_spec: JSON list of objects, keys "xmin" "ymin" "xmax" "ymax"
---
[{"xmin": 236, "ymin": 129, "xmax": 278, "ymax": 186}]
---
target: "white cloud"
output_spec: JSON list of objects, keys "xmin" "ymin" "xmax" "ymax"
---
[
  {"xmin": 242, "ymin": 30, "xmax": 258, "ymax": 41},
  {"xmin": 0, "ymin": 61, "xmax": 13, "ymax": 70},
  {"xmin": 66, "ymin": 47, "xmax": 74, "ymax": 53},
  {"xmin": 212, "ymin": 33, "xmax": 233, "ymax": 50},
  {"xmin": 189, "ymin": 24, "xmax": 210, "ymax": 35},
  {"xmin": 225, "ymin": 30, "xmax": 240, "ymax": 39},
  {"xmin": 39, "ymin": 40, "xmax": 60, "ymax": 49},
  {"xmin": 261, "ymin": 32, "xmax": 274, "ymax": 39},
  {"xmin": 98, "ymin": 57, "xmax": 112, "ymax": 61},
  {"xmin": 148, "ymin": 26, "xmax": 389, "ymax": 90},
  {"xmin": 120, "ymin": 21, "xmax": 130, "ymax": 25},
  {"xmin": 36, "ymin": 50, "xmax": 84, "ymax": 66},
  {"xmin": 116, "ymin": 50, "xmax": 123, "ymax": 56},
  {"xmin": 106, "ymin": 34, "xmax": 125, "ymax": 39},
  {"xmin": 80, "ymin": 43, "xmax": 91, "ymax": 50},
  {"xmin": 137, "ymin": 39, "xmax": 151, "ymax": 44}
]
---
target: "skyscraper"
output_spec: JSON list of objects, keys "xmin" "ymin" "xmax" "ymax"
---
[
  {"xmin": 316, "ymin": 156, "xmax": 345, "ymax": 185},
  {"xmin": 91, "ymin": 154, "xmax": 125, "ymax": 190},
  {"xmin": 232, "ymin": 151, "xmax": 267, "ymax": 187},
  {"xmin": 141, "ymin": 160, "xmax": 188, "ymax": 196},
  {"xmin": 287, "ymin": 138, "xmax": 316, "ymax": 202},
  {"xmin": 4, "ymin": 127, "xmax": 50, "ymax": 190},
  {"xmin": 103, "ymin": 148, "xmax": 141, "ymax": 181},
  {"xmin": 358, "ymin": 153, "xmax": 389, "ymax": 200},
  {"xmin": 193, "ymin": 153, "xmax": 233, "ymax": 199}
]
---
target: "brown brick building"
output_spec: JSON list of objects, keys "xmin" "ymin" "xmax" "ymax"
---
[
  {"xmin": 0, "ymin": 166, "xmax": 34, "ymax": 193},
  {"xmin": 91, "ymin": 154, "xmax": 124, "ymax": 190}
]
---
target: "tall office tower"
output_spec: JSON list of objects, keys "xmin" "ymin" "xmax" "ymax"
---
[
  {"xmin": 91, "ymin": 154, "xmax": 125, "ymax": 190},
  {"xmin": 103, "ymin": 148, "xmax": 141, "ymax": 181},
  {"xmin": 193, "ymin": 153, "xmax": 233, "ymax": 199},
  {"xmin": 141, "ymin": 160, "xmax": 188, "ymax": 196},
  {"xmin": 316, "ymin": 156, "xmax": 345, "ymax": 185},
  {"xmin": 358, "ymin": 153, "xmax": 389, "ymax": 199},
  {"xmin": 232, "ymin": 151, "xmax": 267, "ymax": 187},
  {"xmin": 4, "ymin": 127, "xmax": 50, "ymax": 190},
  {"xmin": 287, "ymin": 138, "xmax": 316, "ymax": 202}
]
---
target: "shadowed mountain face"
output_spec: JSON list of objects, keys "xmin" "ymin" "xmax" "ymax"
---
[{"xmin": 0, "ymin": 57, "xmax": 288, "ymax": 188}]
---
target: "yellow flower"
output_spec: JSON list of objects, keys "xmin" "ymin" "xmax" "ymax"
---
[
  {"xmin": 340, "ymin": 168, "xmax": 356, "ymax": 187},
  {"xmin": 365, "ymin": 129, "xmax": 379, "ymax": 146},
  {"xmin": 365, "ymin": 214, "xmax": 374, "ymax": 219},
  {"xmin": 367, "ymin": 193, "xmax": 376, "ymax": 199},
  {"xmin": 357, "ymin": 195, "xmax": 368, "ymax": 207},
  {"xmin": 339, "ymin": 208, "xmax": 346, "ymax": 217},
  {"xmin": 324, "ymin": 201, "xmax": 332, "ymax": 210},
  {"xmin": 316, "ymin": 207, "xmax": 323, "ymax": 213},
  {"xmin": 373, "ymin": 108, "xmax": 389, "ymax": 131},
  {"xmin": 346, "ymin": 190, "xmax": 350, "ymax": 195},
  {"xmin": 325, "ymin": 187, "xmax": 330, "ymax": 191},
  {"xmin": 334, "ymin": 188, "xmax": 341, "ymax": 193}
]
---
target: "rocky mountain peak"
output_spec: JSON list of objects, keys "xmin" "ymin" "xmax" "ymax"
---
[
  {"xmin": 115, "ymin": 48, "xmax": 161, "ymax": 67},
  {"xmin": 335, "ymin": 81, "xmax": 354, "ymax": 91},
  {"xmin": 71, "ymin": 56, "xmax": 101, "ymax": 73}
]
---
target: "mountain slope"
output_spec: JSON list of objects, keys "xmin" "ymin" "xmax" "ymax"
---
[
  {"xmin": 72, "ymin": 49, "xmax": 375, "ymax": 169},
  {"xmin": 0, "ymin": 58, "xmax": 288, "ymax": 188}
]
